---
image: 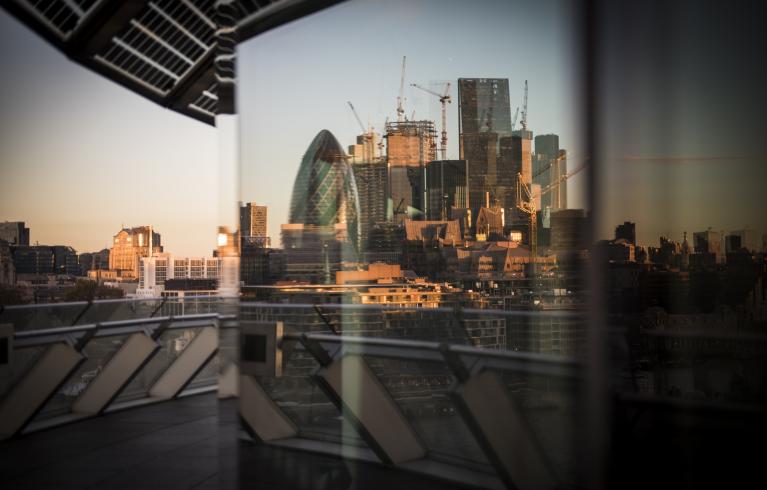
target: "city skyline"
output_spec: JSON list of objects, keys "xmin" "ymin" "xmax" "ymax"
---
[{"xmin": 2, "ymin": 0, "xmax": 765, "ymax": 255}]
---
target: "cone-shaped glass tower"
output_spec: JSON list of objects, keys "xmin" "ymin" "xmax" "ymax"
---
[{"xmin": 289, "ymin": 130, "xmax": 361, "ymax": 248}]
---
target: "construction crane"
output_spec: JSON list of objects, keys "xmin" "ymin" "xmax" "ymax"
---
[
  {"xmin": 516, "ymin": 159, "xmax": 588, "ymax": 271},
  {"xmin": 347, "ymin": 101, "xmax": 374, "ymax": 162},
  {"xmin": 511, "ymin": 106, "xmax": 520, "ymax": 132},
  {"xmin": 410, "ymin": 82, "xmax": 452, "ymax": 160},
  {"xmin": 396, "ymin": 56, "xmax": 407, "ymax": 122},
  {"xmin": 347, "ymin": 101, "xmax": 367, "ymax": 134},
  {"xmin": 520, "ymin": 80, "xmax": 528, "ymax": 131}
]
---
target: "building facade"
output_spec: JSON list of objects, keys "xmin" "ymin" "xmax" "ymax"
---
[
  {"xmin": 289, "ymin": 130, "xmax": 361, "ymax": 249},
  {"xmin": 458, "ymin": 78, "xmax": 516, "ymax": 226},
  {"xmin": 137, "ymin": 254, "xmax": 220, "ymax": 297},
  {"xmin": 352, "ymin": 161, "xmax": 388, "ymax": 250},
  {"xmin": 425, "ymin": 160, "xmax": 469, "ymax": 221},
  {"xmin": 109, "ymin": 226, "xmax": 162, "ymax": 279},
  {"xmin": 533, "ymin": 134, "xmax": 567, "ymax": 211},
  {"xmin": 240, "ymin": 202, "xmax": 268, "ymax": 243},
  {"xmin": 0, "ymin": 221, "xmax": 30, "ymax": 246},
  {"xmin": 385, "ymin": 120, "xmax": 436, "ymax": 223}
]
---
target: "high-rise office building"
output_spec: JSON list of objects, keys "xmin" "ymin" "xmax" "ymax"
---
[
  {"xmin": 425, "ymin": 160, "xmax": 468, "ymax": 220},
  {"xmin": 614, "ymin": 221, "xmax": 636, "ymax": 245},
  {"xmin": 108, "ymin": 226, "xmax": 162, "ymax": 279},
  {"xmin": 458, "ymin": 78, "xmax": 512, "ymax": 134},
  {"xmin": 240, "ymin": 202, "xmax": 268, "ymax": 240},
  {"xmin": 728, "ymin": 228, "xmax": 759, "ymax": 252},
  {"xmin": 533, "ymin": 134, "xmax": 567, "ymax": 211},
  {"xmin": 0, "ymin": 221, "xmax": 30, "ymax": 246},
  {"xmin": 458, "ymin": 78, "xmax": 514, "ymax": 226},
  {"xmin": 385, "ymin": 120, "xmax": 436, "ymax": 223},
  {"xmin": 352, "ymin": 162, "xmax": 388, "ymax": 250},
  {"xmin": 693, "ymin": 229, "xmax": 722, "ymax": 262},
  {"xmin": 289, "ymin": 130, "xmax": 361, "ymax": 248}
]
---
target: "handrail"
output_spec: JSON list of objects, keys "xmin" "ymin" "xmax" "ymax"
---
[
  {"xmin": 284, "ymin": 332, "xmax": 582, "ymax": 378},
  {"xmin": 12, "ymin": 313, "xmax": 226, "ymax": 348},
  {"xmin": 241, "ymin": 300, "xmax": 585, "ymax": 319}
]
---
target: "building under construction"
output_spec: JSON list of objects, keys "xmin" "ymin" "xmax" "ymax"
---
[{"xmin": 385, "ymin": 120, "xmax": 437, "ymax": 222}]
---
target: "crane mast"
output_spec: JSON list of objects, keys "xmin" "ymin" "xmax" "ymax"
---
[
  {"xmin": 520, "ymin": 80, "xmax": 528, "ymax": 131},
  {"xmin": 410, "ymin": 82, "xmax": 452, "ymax": 160},
  {"xmin": 511, "ymin": 106, "xmax": 519, "ymax": 132},
  {"xmin": 516, "ymin": 159, "xmax": 588, "ymax": 275},
  {"xmin": 396, "ymin": 56, "xmax": 407, "ymax": 122}
]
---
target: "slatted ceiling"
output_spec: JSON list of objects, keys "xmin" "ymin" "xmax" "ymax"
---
[
  {"xmin": 5, "ymin": 0, "xmax": 343, "ymax": 124},
  {"xmin": 23, "ymin": 0, "xmax": 103, "ymax": 38},
  {"xmin": 189, "ymin": 82, "xmax": 218, "ymax": 118},
  {"xmin": 94, "ymin": 0, "xmax": 217, "ymax": 96}
]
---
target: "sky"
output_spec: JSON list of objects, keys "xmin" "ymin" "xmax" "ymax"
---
[
  {"xmin": 1, "ymin": 0, "xmax": 764, "ymax": 254},
  {"xmin": 0, "ymin": 9, "xmax": 218, "ymax": 256},
  {"xmin": 238, "ymin": 0, "xmax": 586, "ymax": 245}
]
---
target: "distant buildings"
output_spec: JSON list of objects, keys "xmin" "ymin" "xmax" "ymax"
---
[
  {"xmin": 78, "ymin": 249, "xmax": 110, "ymax": 276},
  {"xmin": 108, "ymin": 226, "xmax": 162, "ymax": 279},
  {"xmin": 137, "ymin": 253, "xmax": 220, "ymax": 297},
  {"xmin": 726, "ymin": 228, "xmax": 759, "ymax": 253},
  {"xmin": 240, "ymin": 202, "xmax": 269, "ymax": 246},
  {"xmin": 10, "ymin": 245, "xmax": 78, "ymax": 276},
  {"xmin": 352, "ymin": 162, "xmax": 388, "ymax": 250},
  {"xmin": 534, "ymin": 134, "xmax": 567, "ymax": 211},
  {"xmin": 0, "ymin": 240, "xmax": 15, "ymax": 286},
  {"xmin": 614, "ymin": 221, "xmax": 637, "ymax": 245},
  {"xmin": 385, "ymin": 120, "xmax": 436, "ymax": 222},
  {"xmin": 424, "ymin": 160, "xmax": 468, "ymax": 221},
  {"xmin": 693, "ymin": 229, "xmax": 722, "ymax": 263},
  {"xmin": 0, "ymin": 221, "xmax": 30, "ymax": 246}
]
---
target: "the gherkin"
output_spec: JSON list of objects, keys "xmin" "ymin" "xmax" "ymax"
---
[{"xmin": 289, "ymin": 130, "xmax": 361, "ymax": 247}]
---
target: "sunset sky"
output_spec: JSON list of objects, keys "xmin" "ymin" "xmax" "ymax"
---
[{"xmin": 1, "ymin": 0, "xmax": 764, "ymax": 255}]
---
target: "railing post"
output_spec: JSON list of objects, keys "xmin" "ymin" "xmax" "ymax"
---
[
  {"xmin": 71, "ymin": 329, "xmax": 160, "ymax": 415},
  {"xmin": 0, "ymin": 340, "xmax": 85, "ymax": 439},
  {"xmin": 303, "ymin": 335, "xmax": 427, "ymax": 465},
  {"xmin": 148, "ymin": 322, "xmax": 218, "ymax": 399},
  {"xmin": 442, "ymin": 349, "xmax": 559, "ymax": 490}
]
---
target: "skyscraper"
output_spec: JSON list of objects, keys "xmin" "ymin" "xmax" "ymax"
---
[
  {"xmin": 240, "ymin": 202, "xmax": 268, "ymax": 239},
  {"xmin": 352, "ymin": 162, "xmax": 388, "ymax": 251},
  {"xmin": 614, "ymin": 221, "xmax": 636, "ymax": 245},
  {"xmin": 458, "ymin": 78, "xmax": 514, "ymax": 226},
  {"xmin": 533, "ymin": 134, "xmax": 567, "ymax": 211},
  {"xmin": 425, "ymin": 160, "xmax": 469, "ymax": 220},
  {"xmin": 289, "ymin": 129, "xmax": 361, "ymax": 247},
  {"xmin": 385, "ymin": 120, "xmax": 436, "ymax": 223},
  {"xmin": 458, "ymin": 78, "xmax": 512, "ymax": 134}
]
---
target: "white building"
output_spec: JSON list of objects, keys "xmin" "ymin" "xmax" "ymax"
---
[{"xmin": 137, "ymin": 253, "xmax": 220, "ymax": 297}]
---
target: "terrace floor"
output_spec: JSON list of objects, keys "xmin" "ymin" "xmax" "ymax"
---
[{"xmin": 0, "ymin": 394, "xmax": 472, "ymax": 490}]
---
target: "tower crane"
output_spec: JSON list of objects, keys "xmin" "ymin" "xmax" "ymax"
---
[
  {"xmin": 511, "ymin": 106, "xmax": 520, "ymax": 132},
  {"xmin": 410, "ymin": 82, "xmax": 452, "ymax": 160},
  {"xmin": 347, "ymin": 101, "xmax": 374, "ymax": 162},
  {"xmin": 520, "ymin": 80, "xmax": 529, "ymax": 131},
  {"xmin": 347, "ymin": 101, "xmax": 367, "ymax": 134},
  {"xmin": 396, "ymin": 56, "xmax": 407, "ymax": 122},
  {"xmin": 516, "ymin": 158, "xmax": 588, "ymax": 273}
]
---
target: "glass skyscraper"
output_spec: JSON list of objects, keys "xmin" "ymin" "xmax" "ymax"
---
[
  {"xmin": 458, "ymin": 78, "xmax": 514, "ymax": 226},
  {"xmin": 288, "ymin": 130, "xmax": 361, "ymax": 248}
]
